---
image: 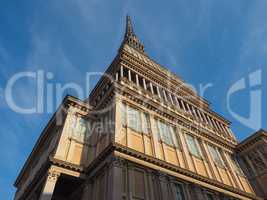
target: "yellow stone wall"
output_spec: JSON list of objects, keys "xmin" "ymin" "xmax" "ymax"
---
[{"xmin": 114, "ymin": 95, "xmax": 254, "ymax": 195}]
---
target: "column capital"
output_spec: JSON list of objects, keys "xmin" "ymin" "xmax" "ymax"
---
[
  {"xmin": 47, "ymin": 171, "xmax": 61, "ymax": 182},
  {"xmin": 110, "ymin": 156, "xmax": 127, "ymax": 168}
]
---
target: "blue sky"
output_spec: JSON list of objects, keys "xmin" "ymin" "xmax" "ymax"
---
[{"xmin": 0, "ymin": 1, "xmax": 266, "ymax": 199}]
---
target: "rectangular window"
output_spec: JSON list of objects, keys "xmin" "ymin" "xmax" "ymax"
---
[
  {"xmin": 157, "ymin": 120, "xmax": 173, "ymax": 146},
  {"xmin": 155, "ymin": 120, "xmax": 180, "ymax": 148},
  {"xmin": 71, "ymin": 117, "xmax": 90, "ymax": 141},
  {"xmin": 142, "ymin": 113, "xmax": 151, "ymax": 135},
  {"xmin": 121, "ymin": 103, "xmax": 127, "ymax": 126},
  {"xmin": 170, "ymin": 126, "xmax": 180, "ymax": 148},
  {"xmin": 185, "ymin": 134, "xmax": 202, "ymax": 158},
  {"xmin": 231, "ymin": 155, "xmax": 244, "ymax": 176},
  {"xmin": 128, "ymin": 106, "xmax": 142, "ymax": 132},
  {"xmin": 208, "ymin": 144, "xmax": 225, "ymax": 167},
  {"xmin": 122, "ymin": 103, "xmax": 151, "ymax": 135},
  {"xmin": 174, "ymin": 184, "xmax": 184, "ymax": 200}
]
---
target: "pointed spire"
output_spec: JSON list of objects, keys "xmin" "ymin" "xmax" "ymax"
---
[
  {"xmin": 125, "ymin": 15, "xmax": 135, "ymax": 37},
  {"xmin": 122, "ymin": 15, "xmax": 145, "ymax": 53}
]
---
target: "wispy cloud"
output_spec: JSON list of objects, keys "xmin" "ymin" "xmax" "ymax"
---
[
  {"xmin": 0, "ymin": 43, "xmax": 11, "ymax": 80},
  {"xmin": 1, "ymin": 1, "xmax": 267, "ymax": 199},
  {"xmin": 26, "ymin": 34, "xmax": 79, "ymax": 76},
  {"xmin": 0, "ymin": 87, "xmax": 4, "ymax": 108},
  {"xmin": 235, "ymin": 1, "xmax": 267, "ymax": 75},
  {"xmin": 0, "ymin": 43, "xmax": 9, "ymax": 62}
]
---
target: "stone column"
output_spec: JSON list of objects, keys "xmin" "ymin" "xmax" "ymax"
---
[
  {"xmin": 150, "ymin": 82, "xmax": 154, "ymax": 94},
  {"xmin": 244, "ymin": 155, "xmax": 257, "ymax": 175},
  {"xmin": 115, "ymin": 72, "xmax": 119, "ymax": 81},
  {"xmin": 143, "ymin": 78, "xmax": 147, "ymax": 90},
  {"xmin": 111, "ymin": 158, "xmax": 125, "ymax": 200},
  {"xmin": 185, "ymin": 103, "xmax": 192, "ymax": 115},
  {"xmin": 211, "ymin": 118, "xmax": 220, "ymax": 131},
  {"xmin": 128, "ymin": 69, "xmax": 131, "ymax": 82},
  {"xmin": 180, "ymin": 99, "xmax": 186, "ymax": 111},
  {"xmin": 146, "ymin": 170, "xmax": 155, "ymax": 200},
  {"xmin": 158, "ymin": 172, "xmax": 170, "ymax": 199},
  {"xmin": 257, "ymin": 149, "xmax": 267, "ymax": 167},
  {"xmin": 206, "ymin": 115, "xmax": 214, "ymax": 128},
  {"xmin": 163, "ymin": 90, "xmax": 168, "ymax": 102},
  {"xmin": 114, "ymin": 97, "xmax": 123, "ymax": 144},
  {"xmin": 156, "ymin": 86, "xmax": 161, "ymax": 98},
  {"xmin": 221, "ymin": 125, "xmax": 230, "ymax": 137},
  {"xmin": 196, "ymin": 109, "xmax": 204, "ymax": 122},
  {"xmin": 39, "ymin": 171, "xmax": 60, "ymax": 200},
  {"xmin": 136, "ymin": 74, "xmax": 139, "ymax": 87},
  {"xmin": 183, "ymin": 183, "xmax": 192, "ymax": 200},
  {"xmin": 200, "ymin": 112, "xmax": 209, "ymax": 125},
  {"xmin": 169, "ymin": 93, "xmax": 174, "ymax": 105},
  {"xmin": 215, "ymin": 121, "xmax": 224, "ymax": 133},
  {"xmin": 174, "ymin": 96, "xmax": 179, "ymax": 107},
  {"xmin": 80, "ymin": 183, "xmax": 92, "ymax": 200},
  {"xmin": 195, "ymin": 187, "xmax": 205, "ymax": 199},
  {"xmin": 120, "ymin": 65, "xmax": 124, "ymax": 78}
]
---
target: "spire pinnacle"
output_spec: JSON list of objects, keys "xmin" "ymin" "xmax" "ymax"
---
[
  {"xmin": 126, "ymin": 15, "xmax": 135, "ymax": 36},
  {"xmin": 122, "ymin": 15, "xmax": 145, "ymax": 53}
]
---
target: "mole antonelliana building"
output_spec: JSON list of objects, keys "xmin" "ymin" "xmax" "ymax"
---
[{"xmin": 14, "ymin": 16, "xmax": 267, "ymax": 200}]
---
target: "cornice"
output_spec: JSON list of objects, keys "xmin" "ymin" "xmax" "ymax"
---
[
  {"xmin": 15, "ymin": 156, "xmax": 86, "ymax": 200},
  {"xmin": 14, "ymin": 95, "xmax": 90, "ymax": 187},
  {"xmin": 49, "ymin": 156, "xmax": 85, "ymax": 173},
  {"xmin": 114, "ymin": 81, "xmax": 237, "ymax": 149},
  {"xmin": 15, "ymin": 160, "xmax": 50, "ymax": 200},
  {"xmin": 88, "ymin": 54, "xmax": 120, "ymax": 103},
  {"xmin": 236, "ymin": 130, "xmax": 267, "ymax": 153},
  {"xmin": 119, "ymin": 49, "xmax": 231, "ymax": 126},
  {"xmin": 93, "ymin": 84, "xmax": 115, "ymax": 111},
  {"xmin": 14, "ymin": 108, "xmax": 65, "ymax": 187},
  {"xmin": 63, "ymin": 95, "xmax": 92, "ymax": 114},
  {"xmin": 85, "ymin": 143, "xmax": 116, "ymax": 174},
  {"xmin": 84, "ymin": 142, "xmax": 259, "ymax": 200},
  {"xmin": 113, "ymin": 143, "xmax": 260, "ymax": 200},
  {"xmin": 120, "ymin": 49, "xmax": 209, "ymax": 107}
]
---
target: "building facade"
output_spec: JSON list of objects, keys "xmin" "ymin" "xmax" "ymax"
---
[
  {"xmin": 14, "ymin": 16, "xmax": 265, "ymax": 200},
  {"xmin": 236, "ymin": 130, "xmax": 267, "ymax": 199}
]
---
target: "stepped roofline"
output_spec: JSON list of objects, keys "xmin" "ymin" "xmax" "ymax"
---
[{"xmin": 120, "ymin": 15, "xmax": 145, "ymax": 53}]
